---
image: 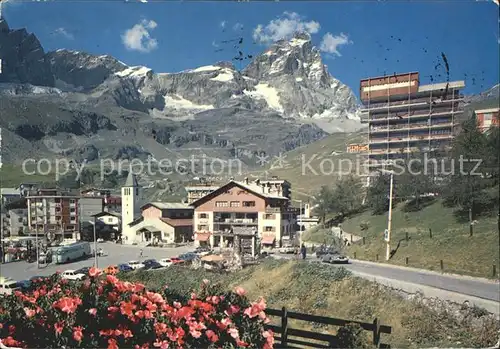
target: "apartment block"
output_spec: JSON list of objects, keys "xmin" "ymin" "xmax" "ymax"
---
[
  {"xmin": 27, "ymin": 189, "xmax": 80, "ymax": 241},
  {"xmin": 184, "ymin": 183, "xmax": 220, "ymax": 204},
  {"xmin": 360, "ymin": 72, "xmax": 465, "ymax": 176},
  {"xmin": 475, "ymin": 107, "xmax": 499, "ymax": 133},
  {"xmin": 1, "ymin": 208, "xmax": 29, "ymax": 237},
  {"xmin": 191, "ymin": 178, "xmax": 297, "ymax": 249}
]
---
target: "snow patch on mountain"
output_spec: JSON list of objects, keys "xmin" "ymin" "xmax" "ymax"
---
[
  {"xmin": 164, "ymin": 94, "xmax": 214, "ymax": 111},
  {"xmin": 244, "ymin": 83, "xmax": 284, "ymax": 112}
]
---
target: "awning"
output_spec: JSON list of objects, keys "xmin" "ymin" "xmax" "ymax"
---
[
  {"xmin": 195, "ymin": 233, "xmax": 211, "ymax": 241},
  {"xmin": 261, "ymin": 235, "xmax": 276, "ymax": 245}
]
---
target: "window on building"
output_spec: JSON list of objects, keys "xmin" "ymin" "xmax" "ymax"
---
[
  {"xmin": 199, "ymin": 213, "xmax": 208, "ymax": 219},
  {"xmin": 230, "ymin": 201, "xmax": 240, "ymax": 207},
  {"xmin": 243, "ymin": 201, "xmax": 255, "ymax": 207},
  {"xmin": 264, "ymin": 213, "xmax": 275, "ymax": 220},
  {"xmin": 108, "ymin": 217, "xmax": 113, "ymax": 223},
  {"xmin": 215, "ymin": 201, "xmax": 229, "ymax": 207},
  {"xmin": 70, "ymin": 208, "xmax": 76, "ymax": 213},
  {"xmin": 197, "ymin": 225, "xmax": 209, "ymax": 231},
  {"xmin": 264, "ymin": 226, "xmax": 275, "ymax": 232},
  {"xmin": 70, "ymin": 217, "xmax": 76, "ymax": 222},
  {"xmin": 18, "ymin": 217, "xmax": 23, "ymax": 223},
  {"xmin": 70, "ymin": 199, "xmax": 76, "ymax": 204}
]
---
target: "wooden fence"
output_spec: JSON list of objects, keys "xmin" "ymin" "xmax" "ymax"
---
[{"xmin": 265, "ymin": 307, "xmax": 391, "ymax": 348}]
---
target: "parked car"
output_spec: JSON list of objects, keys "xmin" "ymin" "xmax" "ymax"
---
[
  {"xmin": 144, "ymin": 260, "xmax": 163, "ymax": 270},
  {"xmin": 97, "ymin": 238, "xmax": 104, "ymax": 243},
  {"xmin": 279, "ymin": 245, "xmax": 297, "ymax": 254},
  {"xmin": 17, "ymin": 279, "xmax": 32, "ymax": 291},
  {"xmin": 61, "ymin": 270, "xmax": 86, "ymax": 281},
  {"xmin": 127, "ymin": 260, "xmax": 145, "ymax": 270},
  {"xmin": 321, "ymin": 253, "xmax": 349, "ymax": 264},
  {"xmin": 315, "ymin": 246, "xmax": 337, "ymax": 258},
  {"xmin": 104, "ymin": 265, "xmax": 119, "ymax": 275},
  {"xmin": 118, "ymin": 264, "xmax": 134, "ymax": 272},
  {"xmin": 170, "ymin": 257, "xmax": 185, "ymax": 265},
  {"xmin": 75, "ymin": 267, "xmax": 91, "ymax": 275},
  {"xmin": 193, "ymin": 247, "xmax": 212, "ymax": 256},
  {"xmin": 0, "ymin": 277, "xmax": 21, "ymax": 295},
  {"xmin": 30, "ymin": 275, "xmax": 49, "ymax": 283},
  {"xmin": 159, "ymin": 258, "xmax": 173, "ymax": 267},
  {"xmin": 179, "ymin": 253, "xmax": 199, "ymax": 262}
]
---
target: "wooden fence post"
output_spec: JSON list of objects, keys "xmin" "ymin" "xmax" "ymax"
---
[
  {"xmin": 405, "ymin": 232, "xmax": 409, "ymax": 241},
  {"xmin": 353, "ymin": 252, "xmax": 356, "ymax": 259},
  {"xmin": 372, "ymin": 317, "xmax": 380, "ymax": 347},
  {"xmin": 440, "ymin": 260, "xmax": 444, "ymax": 271},
  {"xmin": 281, "ymin": 306, "xmax": 288, "ymax": 347},
  {"xmin": 493, "ymin": 264, "xmax": 497, "ymax": 278},
  {"xmin": 363, "ymin": 237, "xmax": 365, "ymax": 245},
  {"xmin": 350, "ymin": 235, "xmax": 353, "ymax": 243},
  {"xmin": 429, "ymin": 228, "xmax": 432, "ymax": 239},
  {"xmin": 376, "ymin": 254, "xmax": 379, "ymax": 261},
  {"xmin": 405, "ymin": 257, "xmax": 409, "ymax": 265}
]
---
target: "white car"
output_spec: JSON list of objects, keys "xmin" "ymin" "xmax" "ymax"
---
[
  {"xmin": 159, "ymin": 258, "xmax": 173, "ymax": 267},
  {"xmin": 128, "ymin": 260, "xmax": 145, "ymax": 270},
  {"xmin": 61, "ymin": 270, "xmax": 86, "ymax": 281},
  {"xmin": 279, "ymin": 246, "xmax": 297, "ymax": 254}
]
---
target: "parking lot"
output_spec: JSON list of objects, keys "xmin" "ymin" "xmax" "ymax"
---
[{"xmin": 0, "ymin": 242, "xmax": 193, "ymax": 281}]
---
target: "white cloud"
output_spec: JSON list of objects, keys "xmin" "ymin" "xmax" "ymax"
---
[
  {"xmin": 53, "ymin": 27, "xmax": 74, "ymax": 40},
  {"xmin": 253, "ymin": 12, "xmax": 320, "ymax": 44},
  {"xmin": 220, "ymin": 21, "xmax": 226, "ymax": 29},
  {"xmin": 122, "ymin": 19, "xmax": 158, "ymax": 53},
  {"xmin": 319, "ymin": 32, "xmax": 352, "ymax": 56}
]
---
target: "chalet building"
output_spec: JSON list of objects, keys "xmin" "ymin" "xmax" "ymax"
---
[
  {"xmin": 124, "ymin": 202, "xmax": 193, "ymax": 245},
  {"xmin": 191, "ymin": 178, "xmax": 297, "ymax": 249}
]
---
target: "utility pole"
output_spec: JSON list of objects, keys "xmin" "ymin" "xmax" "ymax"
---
[
  {"xmin": 386, "ymin": 172, "xmax": 394, "ymax": 261},
  {"xmin": 93, "ymin": 215, "xmax": 98, "ymax": 268}
]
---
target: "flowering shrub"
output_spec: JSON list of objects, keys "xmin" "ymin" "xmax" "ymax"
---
[{"xmin": 0, "ymin": 269, "xmax": 274, "ymax": 349}]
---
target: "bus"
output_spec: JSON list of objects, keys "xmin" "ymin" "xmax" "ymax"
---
[{"xmin": 54, "ymin": 241, "xmax": 91, "ymax": 264}]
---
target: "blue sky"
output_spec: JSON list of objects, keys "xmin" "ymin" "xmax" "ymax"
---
[{"xmin": 2, "ymin": 0, "xmax": 499, "ymax": 97}]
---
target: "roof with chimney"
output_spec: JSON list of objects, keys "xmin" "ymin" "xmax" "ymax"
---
[
  {"xmin": 124, "ymin": 172, "xmax": 139, "ymax": 187},
  {"xmin": 190, "ymin": 179, "xmax": 288, "ymax": 208}
]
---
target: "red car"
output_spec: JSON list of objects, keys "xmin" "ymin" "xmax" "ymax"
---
[{"xmin": 170, "ymin": 257, "xmax": 185, "ymax": 265}]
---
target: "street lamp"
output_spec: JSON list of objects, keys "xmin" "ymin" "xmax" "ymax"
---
[
  {"xmin": 292, "ymin": 199, "xmax": 303, "ymax": 244},
  {"xmin": 380, "ymin": 169, "xmax": 394, "ymax": 261}
]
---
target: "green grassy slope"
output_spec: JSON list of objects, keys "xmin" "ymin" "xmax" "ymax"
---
[
  {"xmin": 241, "ymin": 131, "xmax": 366, "ymax": 201},
  {"xmin": 122, "ymin": 260, "xmax": 499, "ymax": 348},
  {"xmin": 338, "ymin": 200, "xmax": 499, "ymax": 278}
]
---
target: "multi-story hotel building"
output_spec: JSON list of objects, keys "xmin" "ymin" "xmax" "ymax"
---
[
  {"xmin": 191, "ymin": 178, "xmax": 297, "ymax": 249},
  {"xmin": 27, "ymin": 189, "xmax": 80, "ymax": 241},
  {"xmin": 475, "ymin": 107, "xmax": 499, "ymax": 133},
  {"xmin": 360, "ymin": 72, "xmax": 465, "ymax": 179}
]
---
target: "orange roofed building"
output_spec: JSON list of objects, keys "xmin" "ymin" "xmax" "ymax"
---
[
  {"xmin": 125, "ymin": 202, "xmax": 193, "ymax": 245},
  {"xmin": 190, "ymin": 178, "xmax": 298, "ymax": 249}
]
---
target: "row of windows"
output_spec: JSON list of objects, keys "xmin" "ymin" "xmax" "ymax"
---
[
  {"xmin": 198, "ymin": 212, "xmax": 276, "ymax": 219},
  {"xmin": 215, "ymin": 201, "xmax": 255, "ymax": 207}
]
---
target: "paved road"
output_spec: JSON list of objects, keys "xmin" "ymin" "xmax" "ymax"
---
[
  {"xmin": 274, "ymin": 254, "xmax": 500, "ymax": 303},
  {"xmin": 344, "ymin": 260, "xmax": 500, "ymax": 302},
  {"xmin": 0, "ymin": 243, "xmax": 192, "ymax": 281}
]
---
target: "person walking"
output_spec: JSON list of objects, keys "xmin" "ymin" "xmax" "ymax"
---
[
  {"xmin": 300, "ymin": 244, "xmax": 307, "ymax": 260},
  {"xmin": 139, "ymin": 249, "xmax": 143, "ymax": 259}
]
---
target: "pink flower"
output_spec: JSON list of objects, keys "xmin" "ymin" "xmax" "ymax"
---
[
  {"xmin": 205, "ymin": 330, "xmax": 219, "ymax": 343},
  {"xmin": 173, "ymin": 301, "xmax": 182, "ymax": 309},
  {"xmin": 54, "ymin": 322, "xmax": 64, "ymax": 336},
  {"xmin": 73, "ymin": 326, "xmax": 83, "ymax": 343},
  {"xmin": 24, "ymin": 307, "xmax": 36, "ymax": 318},
  {"xmin": 202, "ymin": 279, "xmax": 210, "ymax": 285},
  {"xmin": 190, "ymin": 329, "xmax": 202, "ymax": 338},
  {"xmin": 228, "ymin": 327, "xmax": 239, "ymax": 339},
  {"xmin": 235, "ymin": 286, "xmax": 246, "ymax": 296},
  {"xmin": 89, "ymin": 308, "xmax": 97, "ymax": 316},
  {"xmin": 89, "ymin": 267, "xmax": 101, "ymax": 277}
]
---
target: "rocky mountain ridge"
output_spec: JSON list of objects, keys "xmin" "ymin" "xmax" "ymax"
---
[{"xmin": 2, "ymin": 19, "xmax": 355, "ymax": 172}]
